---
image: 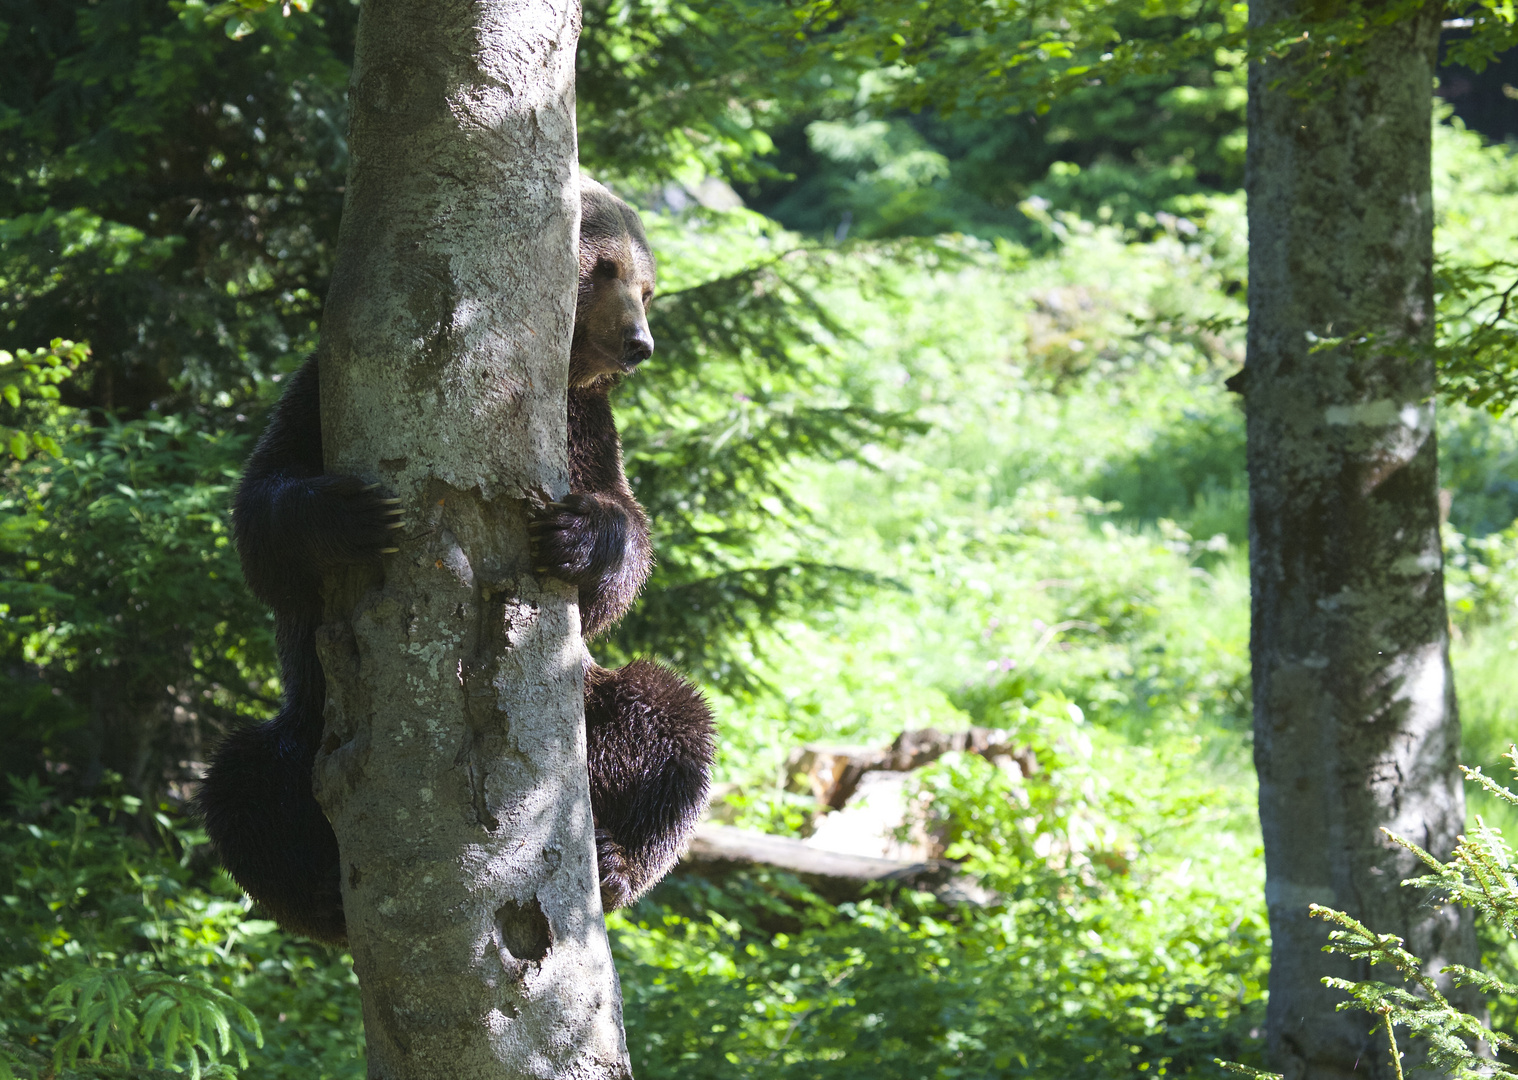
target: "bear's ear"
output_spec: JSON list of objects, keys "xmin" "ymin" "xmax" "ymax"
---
[
  {"xmin": 576, "ymin": 177, "xmax": 656, "ymax": 296},
  {"xmin": 579, "ymin": 178, "xmax": 628, "ymax": 246}
]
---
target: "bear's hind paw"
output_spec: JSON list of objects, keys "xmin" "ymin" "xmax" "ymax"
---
[{"xmin": 595, "ymin": 827, "xmax": 635, "ymax": 911}]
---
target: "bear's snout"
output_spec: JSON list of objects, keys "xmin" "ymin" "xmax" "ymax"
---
[{"xmin": 622, "ymin": 326, "xmax": 654, "ymax": 366}]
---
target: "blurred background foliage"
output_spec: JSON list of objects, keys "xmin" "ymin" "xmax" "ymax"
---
[{"xmin": 1, "ymin": 0, "xmax": 1517, "ymax": 1075}]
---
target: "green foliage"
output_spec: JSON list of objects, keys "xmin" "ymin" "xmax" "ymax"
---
[
  {"xmin": 0, "ymin": 0, "xmax": 354, "ymax": 413},
  {"xmin": 199, "ymin": 0, "xmax": 315, "ymax": 44},
  {"xmin": 45, "ymin": 968, "xmax": 260, "ymax": 1080},
  {"xmin": 0, "ymin": 414, "xmax": 271, "ymax": 792},
  {"xmin": 688, "ymin": 195, "xmax": 1251, "ymax": 783},
  {"xmin": 0, "ymin": 778, "xmax": 363, "ymax": 1079},
  {"xmin": 732, "ymin": 1, "xmax": 1513, "ymax": 246},
  {"xmin": 0, "ymin": 339, "xmax": 87, "ymax": 460},
  {"xmin": 1430, "ymin": 115, "xmax": 1518, "ymax": 414},
  {"xmin": 1439, "ymin": 405, "xmax": 1518, "ymax": 538},
  {"xmin": 1443, "ymin": 1, "xmax": 1518, "ymax": 72},
  {"xmin": 577, "ymin": 0, "xmax": 795, "ymax": 186},
  {"xmin": 1436, "ymin": 258, "xmax": 1518, "ymax": 414},
  {"xmin": 605, "ymin": 213, "xmax": 929, "ymax": 687},
  {"xmin": 0, "ymin": 0, "xmax": 337, "ymax": 790},
  {"xmin": 748, "ymin": 42, "xmax": 1249, "ymax": 240},
  {"xmin": 614, "ymin": 698, "xmax": 1267, "ymax": 1078},
  {"xmin": 578, "ymin": 0, "xmax": 1513, "ymax": 232},
  {"xmin": 739, "ymin": 1, "xmax": 1251, "ymax": 119}
]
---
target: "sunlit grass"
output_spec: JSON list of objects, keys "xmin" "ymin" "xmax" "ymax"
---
[{"xmin": 1454, "ymin": 623, "xmax": 1518, "ymax": 834}]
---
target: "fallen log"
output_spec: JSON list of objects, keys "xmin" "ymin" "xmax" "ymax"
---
[
  {"xmin": 679, "ymin": 823, "xmax": 993, "ymax": 905},
  {"xmin": 786, "ymin": 726, "xmax": 1037, "ymax": 809}
]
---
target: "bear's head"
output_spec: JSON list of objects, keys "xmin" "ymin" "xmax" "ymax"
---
[{"xmin": 571, "ymin": 179, "xmax": 657, "ymax": 388}]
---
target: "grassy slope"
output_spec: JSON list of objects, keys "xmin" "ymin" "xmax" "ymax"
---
[{"xmin": 703, "ymin": 112, "xmax": 1518, "ymax": 828}]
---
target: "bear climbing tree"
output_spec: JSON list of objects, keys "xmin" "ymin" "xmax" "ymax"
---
[
  {"xmin": 201, "ymin": 0, "xmax": 641, "ymax": 1075},
  {"xmin": 198, "ymin": 180, "xmax": 714, "ymax": 946}
]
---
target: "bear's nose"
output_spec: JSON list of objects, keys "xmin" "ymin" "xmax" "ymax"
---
[{"xmin": 622, "ymin": 327, "xmax": 654, "ymax": 366}]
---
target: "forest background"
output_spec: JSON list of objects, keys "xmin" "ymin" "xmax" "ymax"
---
[{"xmin": 2, "ymin": 1, "xmax": 1518, "ymax": 1077}]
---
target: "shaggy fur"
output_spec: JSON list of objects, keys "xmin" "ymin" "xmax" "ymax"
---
[{"xmin": 197, "ymin": 180, "xmax": 715, "ymax": 944}]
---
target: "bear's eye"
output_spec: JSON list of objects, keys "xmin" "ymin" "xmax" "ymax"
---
[
  {"xmin": 592, "ymin": 258, "xmax": 619, "ymax": 280},
  {"xmin": 642, "ymin": 290, "xmax": 654, "ymax": 307}
]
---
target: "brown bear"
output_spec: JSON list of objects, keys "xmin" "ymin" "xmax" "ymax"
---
[{"xmin": 196, "ymin": 180, "xmax": 715, "ymax": 944}]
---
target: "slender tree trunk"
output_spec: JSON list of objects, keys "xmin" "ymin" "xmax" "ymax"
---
[
  {"xmin": 308, "ymin": 0, "xmax": 632, "ymax": 1076},
  {"xmin": 1245, "ymin": 3, "xmax": 1473, "ymax": 1077}
]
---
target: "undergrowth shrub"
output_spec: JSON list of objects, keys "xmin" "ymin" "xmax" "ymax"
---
[
  {"xmin": 0, "ymin": 777, "xmax": 361, "ymax": 1080},
  {"xmin": 613, "ymin": 695, "xmax": 1269, "ymax": 1079}
]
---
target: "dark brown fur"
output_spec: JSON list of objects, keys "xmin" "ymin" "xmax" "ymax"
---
[{"xmin": 196, "ymin": 180, "xmax": 714, "ymax": 943}]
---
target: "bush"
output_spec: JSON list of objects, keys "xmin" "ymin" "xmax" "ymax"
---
[
  {"xmin": 0, "ymin": 778, "xmax": 362, "ymax": 1080},
  {"xmin": 614, "ymin": 697, "xmax": 1269, "ymax": 1079}
]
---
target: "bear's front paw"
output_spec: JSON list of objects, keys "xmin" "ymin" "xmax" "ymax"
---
[
  {"xmin": 303, "ymin": 475, "xmax": 405, "ymax": 567},
  {"xmin": 595, "ymin": 827, "xmax": 634, "ymax": 910},
  {"xmin": 527, "ymin": 492, "xmax": 625, "ymax": 586}
]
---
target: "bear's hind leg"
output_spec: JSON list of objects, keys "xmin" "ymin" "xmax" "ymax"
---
[
  {"xmin": 196, "ymin": 713, "xmax": 346, "ymax": 944},
  {"xmin": 584, "ymin": 659, "xmax": 715, "ymax": 908}
]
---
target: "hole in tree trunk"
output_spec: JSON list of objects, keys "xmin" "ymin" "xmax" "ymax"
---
[{"xmin": 496, "ymin": 897, "xmax": 552, "ymax": 962}]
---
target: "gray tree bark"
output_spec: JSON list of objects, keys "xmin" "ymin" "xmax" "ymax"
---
[
  {"xmin": 1245, "ymin": 3, "xmax": 1474, "ymax": 1078},
  {"xmin": 307, "ymin": 0, "xmax": 632, "ymax": 1076}
]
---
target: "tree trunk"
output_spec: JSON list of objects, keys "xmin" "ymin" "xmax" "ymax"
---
[
  {"xmin": 308, "ymin": 0, "xmax": 632, "ymax": 1076},
  {"xmin": 1245, "ymin": 3, "xmax": 1473, "ymax": 1077}
]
